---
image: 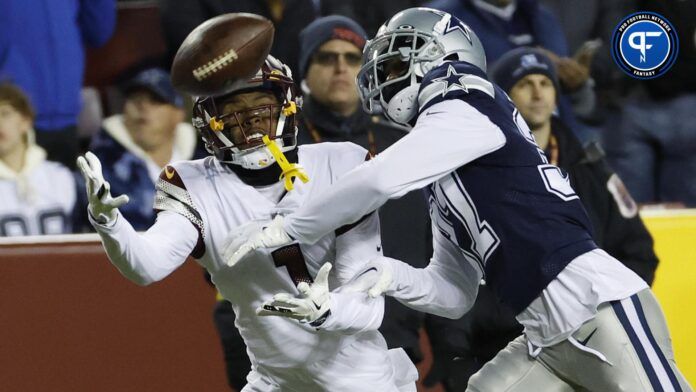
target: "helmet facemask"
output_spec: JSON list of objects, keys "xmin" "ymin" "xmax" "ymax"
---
[
  {"xmin": 358, "ymin": 29, "xmax": 444, "ymax": 126},
  {"xmin": 193, "ymin": 57, "xmax": 300, "ymax": 170}
]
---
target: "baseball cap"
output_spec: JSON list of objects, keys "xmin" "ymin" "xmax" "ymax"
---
[{"xmin": 124, "ymin": 68, "xmax": 184, "ymax": 107}]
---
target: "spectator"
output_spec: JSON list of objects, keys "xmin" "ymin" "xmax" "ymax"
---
[
  {"xmin": 0, "ymin": 0, "xmax": 117, "ymax": 169},
  {"xmin": 540, "ymin": 0, "xmax": 635, "ymax": 115},
  {"xmin": 602, "ymin": 0, "xmax": 696, "ymax": 206},
  {"xmin": 0, "ymin": 83, "xmax": 76, "ymax": 236},
  {"xmin": 159, "ymin": 0, "xmax": 317, "ymax": 78},
  {"xmin": 423, "ymin": 47, "xmax": 659, "ymax": 390},
  {"xmin": 298, "ymin": 15, "xmax": 432, "ymax": 364},
  {"xmin": 537, "ymin": 0, "xmax": 635, "ymax": 150},
  {"xmin": 81, "ymin": 68, "xmax": 200, "ymax": 231}
]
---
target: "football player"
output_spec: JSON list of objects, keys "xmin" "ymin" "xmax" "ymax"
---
[
  {"xmin": 77, "ymin": 55, "xmax": 417, "ymax": 392},
  {"xmin": 228, "ymin": 9, "xmax": 692, "ymax": 392}
]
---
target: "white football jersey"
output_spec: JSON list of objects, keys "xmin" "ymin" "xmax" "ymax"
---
[
  {"xmin": 0, "ymin": 161, "xmax": 76, "ymax": 236},
  {"xmin": 153, "ymin": 142, "xmax": 383, "ymax": 368}
]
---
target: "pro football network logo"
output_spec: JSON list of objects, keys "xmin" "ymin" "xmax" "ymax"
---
[{"xmin": 611, "ymin": 12, "xmax": 678, "ymax": 79}]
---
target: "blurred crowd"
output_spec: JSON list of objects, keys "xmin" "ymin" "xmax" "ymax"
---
[{"xmin": 0, "ymin": 0, "xmax": 694, "ymax": 391}]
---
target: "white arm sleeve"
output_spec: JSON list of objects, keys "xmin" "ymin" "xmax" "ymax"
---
[
  {"xmin": 331, "ymin": 212, "xmax": 383, "ymax": 285},
  {"xmin": 321, "ymin": 227, "xmax": 482, "ymax": 331},
  {"xmin": 285, "ymin": 99, "xmax": 506, "ymax": 244},
  {"xmin": 319, "ymin": 212, "xmax": 385, "ymax": 334},
  {"xmin": 91, "ymin": 210, "xmax": 199, "ymax": 286},
  {"xmin": 384, "ymin": 228, "xmax": 482, "ymax": 319}
]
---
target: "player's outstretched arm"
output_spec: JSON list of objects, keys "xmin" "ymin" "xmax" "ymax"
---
[
  {"xmin": 77, "ymin": 153, "xmax": 197, "ymax": 286},
  {"xmin": 355, "ymin": 229, "xmax": 483, "ymax": 319},
  {"xmin": 257, "ymin": 240, "xmax": 480, "ymax": 333},
  {"xmin": 283, "ymin": 99, "xmax": 506, "ymax": 245},
  {"xmin": 227, "ymin": 99, "xmax": 506, "ymax": 263}
]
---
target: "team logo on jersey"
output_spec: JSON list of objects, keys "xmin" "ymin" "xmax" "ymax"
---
[
  {"xmin": 164, "ymin": 165, "xmax": 176, "ymax": 180},
  {"xmin": 611, "ymin": 12, "xmax": 678, "ymax": 79},
  {"xmin": 431, "ymin": 65, "xmax": 470, "ymax": 96},
  {"xmin": 418, "ymin": 64, "xmax": 495, "ymax": 110}
]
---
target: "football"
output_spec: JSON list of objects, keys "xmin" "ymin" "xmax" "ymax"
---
[{"xmin": 171, "ymin": 13, "xmax": 275, "ymax": 97}]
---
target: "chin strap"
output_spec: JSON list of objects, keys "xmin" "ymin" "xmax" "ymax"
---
[{"xmin": 262, "ymin": 135, "xmax": 309, "ymax": 191}]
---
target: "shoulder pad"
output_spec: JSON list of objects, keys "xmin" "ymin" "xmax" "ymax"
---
[
  {"xmin": 154, "ymin": 165, "xmax": 205, "ymax": 239},
  {"xmin": 418, "ymin": 62, "xmax": 495, "ymax": 113}
]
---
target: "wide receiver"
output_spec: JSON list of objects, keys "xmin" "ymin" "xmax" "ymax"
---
[
  {"xmin": 229, "ymin": 9, "xmax": 691, "ymax": 392},
  {"xmin": 77, "ymin": 55, "xmax": 416, "ymax": 391}
]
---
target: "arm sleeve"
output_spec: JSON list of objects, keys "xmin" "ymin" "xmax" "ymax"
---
[
  {"xmin": 285, "ymin": 99, "xmax": 506, "ymax": 244},
  {"xmin": 91, "ymin": 210, "xmax": 198, "ymax": 286},
  {"xmin": 78, "ymin": 0, "xmax": 117, "ymax": 47},
  {"xmin": 331, "ymin": 212, "xmax": 383, "ymax": 285},
  {"xmin": 324, "ymin": 227, "xmax": 483, "ymax": 334},
  {"xmin": 384, "ymin": 228, "xmax": 482, "ymax": 319}
]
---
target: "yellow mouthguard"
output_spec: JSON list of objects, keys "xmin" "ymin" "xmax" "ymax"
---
[{"xmin": 262, "ymin": 135, "xmax": 309, "ymax": 191}]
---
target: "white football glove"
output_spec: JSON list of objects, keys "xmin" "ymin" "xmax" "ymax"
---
[
  {"xmin": 257, "ymin": 262, "xmax": 332, "ymax": 326},
  {"xmin": 221, "ymin": 220, "xmax": 264, "ymax": 267},
  {"xmin": 76, "ymin": 151, "xmax": 129, "ymax": 225},
  {"xmin": 225, "ymin": 215, "xmax": 293, "ymax": 267},
  {"xmin": 342, "ymin": 257, "xmax": 394, "ymax": 298}
]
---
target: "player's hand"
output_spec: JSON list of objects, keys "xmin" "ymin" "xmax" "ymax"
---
[
  {"xmin": 76, "ymin": 151, "xmax": 129, "ymax": 225},
  {"xmin": 220, "ymin": 220, "xmax": 264, "ymax": 266},
  {"xmin": 538, "ymin": 48, "xmax": 591, "ymax": 92},
  {"xmin": 341, "ymin": 257, "xmax": 394, "ymax": 298},
  {"xmin": 224, "ymin": 215, "xmax": 292, "ymax": 267},
  {"xmin": 257, "ymin": 263, "xmax": 332, "ymax": 326}
]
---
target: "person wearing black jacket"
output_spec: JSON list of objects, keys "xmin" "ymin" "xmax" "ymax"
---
[
  {"xmin": 423, "ymin": 47, "xmax": 659, "ymax": 391},
  {"xmin": 297, "ymin": 16, "xmax": 432, "ymax": 365}
]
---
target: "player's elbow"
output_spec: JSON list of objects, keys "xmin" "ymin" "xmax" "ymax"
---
[
  {"xmin": 453, "ymin": 282, "xmax": 480, "ymax": 318},
  {"xmin": 442, "ymin": 295, "xmax": 475, "ymax": 319},
  {"xmin": 428, "ymin": 268, "xmax": 478, "ymax": 319}
]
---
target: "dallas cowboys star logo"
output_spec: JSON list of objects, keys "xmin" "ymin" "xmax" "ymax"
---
[
  {"xmin": 444, "ymin": 18, "xmax": 472, "ymax": 44},
  {"xmin": 431, "ymin": 65, "xmax": 468, "ymax": 97}
]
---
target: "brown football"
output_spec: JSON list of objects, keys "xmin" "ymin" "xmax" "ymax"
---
[{"xmin": 171, "ymin": 13, "xmax": 274, "ymax": 97}]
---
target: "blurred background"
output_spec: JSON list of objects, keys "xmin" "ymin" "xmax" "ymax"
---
[{"xmin": 0, "ymin": 0, "xmax": 694, "ymax": 390}]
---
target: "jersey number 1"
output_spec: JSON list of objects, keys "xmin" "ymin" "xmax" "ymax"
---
[{"xmin": 271, "ymin": 244, "xmax": 314, "ymax": 286}]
